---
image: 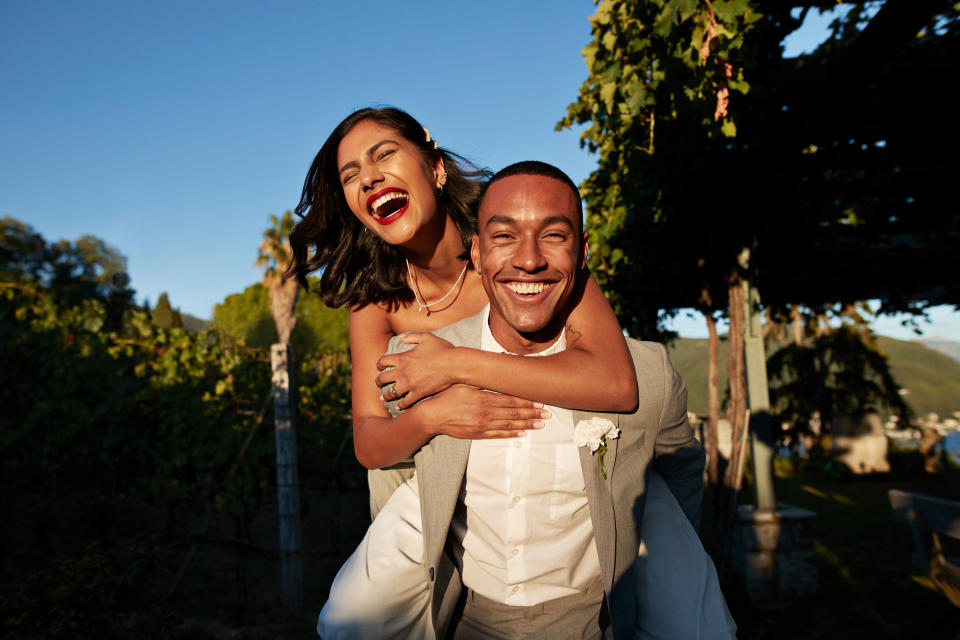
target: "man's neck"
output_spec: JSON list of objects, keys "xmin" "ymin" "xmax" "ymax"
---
[{"xmin": 487, "ymin": 312, "xmax": 567, "ymax": 356}]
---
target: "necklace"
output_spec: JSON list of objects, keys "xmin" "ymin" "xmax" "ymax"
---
[{"xmin": 405, "ymin": 258, "xmax": 468, "ymax": 313}]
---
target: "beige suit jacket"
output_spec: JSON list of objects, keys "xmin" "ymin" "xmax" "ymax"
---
[{"xmin": 370, "ymin": 311, "xmax": 704, "ymax": 639}]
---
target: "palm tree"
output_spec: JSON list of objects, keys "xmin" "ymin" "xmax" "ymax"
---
[
  {"xmin": 256, "ymin": 211, "xmax": 302, "ymax": 611},
  {"xmin": 256, "ymin": 212, "xmax": 299, "ymax": 344}
]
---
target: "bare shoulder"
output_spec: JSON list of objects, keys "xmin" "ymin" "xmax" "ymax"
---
[
  {"xmin": 349, "ymin": 304, "xmax": 394, "ymax": 373},
  {"xmin": 349, "ymin": 301, "xmax": 392, "ymax": 334}
]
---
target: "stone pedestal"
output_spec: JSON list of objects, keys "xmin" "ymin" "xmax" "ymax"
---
[{"xmin": 731, "ymin": 504, "xmax": 819, "ymax": 608}]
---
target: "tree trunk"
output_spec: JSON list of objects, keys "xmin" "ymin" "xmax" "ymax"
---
[
  {"xmin": 712, "ymin": 276, "xmax": 749, "ymax": 570},
  {"xmin": 790, "ymin": 304, "xmax": 804, "ymax": 346},
  {"xmin": 271, "ymin": 343, "xmax": 302, "ymax": 611},
  {"xmin": 269, "ymin": 276, "xmax": 299, "ymax": 345},
  {"xmin": 724, "ymin": 278, "xmax": 747, "ymax": 489},
  {"xmin": 706, "ymin": 313, "xmax": 721, "ymax": 487}
]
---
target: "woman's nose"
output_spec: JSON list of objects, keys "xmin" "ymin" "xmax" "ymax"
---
[{"xmin": 360, "ymin": 163, "xmax": 384, "ymax": 189}]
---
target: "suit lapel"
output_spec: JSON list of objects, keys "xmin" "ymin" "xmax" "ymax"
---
[
  {"xmin": 417, "ymin": 312, "xmax": 483, "ymax": 570},
  {"xmin": 573, "ymin": 410, "xmax": 621, "ymax": 592},
  {"xmin": 572, "ymin": 410, "xmax": 621, "ymax": 485},
  {"xmin": 418, "ymin": 436, "xmax": 470, "ymax": 568}
]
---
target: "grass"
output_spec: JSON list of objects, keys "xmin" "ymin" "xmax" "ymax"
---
[
  {"xmin": 725, "ymin": 470, "xmax": 960, "ymax": 639},
  {"xmin": 4, "ymin": 465, "xmax": 959, "ymax": 638}
]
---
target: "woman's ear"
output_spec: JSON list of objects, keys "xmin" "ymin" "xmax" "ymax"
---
[{"xmin": 434, "ymin": 156, "xmax": 447, "ymax": 188}]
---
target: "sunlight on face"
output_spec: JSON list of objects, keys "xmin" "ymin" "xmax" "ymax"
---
[
  {"xmin": 471, "ymin": 174, "xmax": 587, "ymax": 354},
  {"xmin": 336, "ymin": 119, "xmax": 444, "ymax": 249}
]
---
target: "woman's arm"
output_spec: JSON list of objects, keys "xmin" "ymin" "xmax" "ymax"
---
[
  {"xmin": 349, "ymin": 304, "xmax": 546, "ymax": 469},
  {"xmin": 377, "ymin": 275, "xmax": 638, "ymax": 412}
]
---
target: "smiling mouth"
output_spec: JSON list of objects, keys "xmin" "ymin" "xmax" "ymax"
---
[
  {"xmin": 504, "ymin": 281, "xmax": 553, "ymax": 296},
  {"xmin": 368, "ymin": 191, "xmax": 409, "ymax": 223}
]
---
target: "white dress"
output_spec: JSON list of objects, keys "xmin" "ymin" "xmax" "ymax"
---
[{"xmin": 316, "ymin": 470, "xmax": 736, "ymax": 639}]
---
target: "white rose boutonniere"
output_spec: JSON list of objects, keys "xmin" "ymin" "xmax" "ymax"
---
[{"xmin": 574, "ymin": 417, "xmax": 621, "ymax": 480}]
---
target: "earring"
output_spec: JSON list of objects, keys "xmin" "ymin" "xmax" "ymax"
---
[{"xmin": 437, "ymin": 184, "xmax": 444, "ymax": 198}]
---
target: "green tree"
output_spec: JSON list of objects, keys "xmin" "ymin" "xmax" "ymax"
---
[
  {"xmin": 1, "ymin": 217, "xmax": 135, "ymax": 330},
  {"xmin": 256, "ymin": 212, "xmax": 299, "ymax": 345},
  {"xmin": 560, "ymin": 0, "xmax": 959, "ymax": 557},
  {"xmin": 151, "ymin": 292, "xmax": 182, "ymax": 329},
  {"xmin": 212, "ymin": 280, "xmax": 348, "ymax": 357}
]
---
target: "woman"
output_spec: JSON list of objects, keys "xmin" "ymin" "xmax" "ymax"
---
[{"xmin": 288, "ymin": 107, "xmax": 734, "ymax": 639}]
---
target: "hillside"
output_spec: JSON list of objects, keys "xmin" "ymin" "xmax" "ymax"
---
[
  {"xmin": 180, "ymin": 312, "xmax": 211, "ymax": 332},
  {"xmin": 668, "ymin": 335, "xmax": 960, "ymax": 420},
  {"xmin": 876, "ymin": 336, "xmax": 960, "ymax": 419},
  {"xmin": 917, "ymin": 336, "xmax": 960, "ymax": 363}
]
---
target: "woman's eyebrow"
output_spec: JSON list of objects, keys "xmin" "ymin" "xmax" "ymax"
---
[{"xmin": 339, "ymin": 139, "xmax": 400, "ymax": 175}]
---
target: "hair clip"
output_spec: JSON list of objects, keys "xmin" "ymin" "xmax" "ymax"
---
[{"xmin": 423, "ymin": 127, "xmax": 439, "ymax": 150}]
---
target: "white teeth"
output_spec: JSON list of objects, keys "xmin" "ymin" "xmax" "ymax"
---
[
  {"xmin": 506, "ymin": 282, "xmax": 548, "ymax": 295},
  {"xmin": 370, "ymin": 191, "xmax": 408, "ymax": 216}
]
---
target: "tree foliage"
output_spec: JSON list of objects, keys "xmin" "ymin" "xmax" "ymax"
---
[
  {"xmin": 766, "ymin": 306, "xmax": 911, "ymax": 431},
  {"xmin": 150, "ymin": 291, "xmax": 182, "ymax": 329},
  {"xmin": 256, "ymin": 211, "xmax": 299, "ymax": 345},
  {"xmin": 0, "ymin": 220, "xmax": 356, "ymax": 535},
  {"xmin": 560, "ymin": 1, "xmax": 960, "ymax": 338},
  {"xmin": 1, "ymin": 217, "xmax": 135, "ymax": 330},
  {"xmin": 212, "ymin": 280, "xmax": 349, "ymax": 357}
]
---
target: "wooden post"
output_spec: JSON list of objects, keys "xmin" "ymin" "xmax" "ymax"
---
[
  {"xmin": 271, "ymin": 343, "xmax": 302, "ymax": 611},
  {"xmin": 740, "ymin": 250, "xmax": 776, "ymax": 511}
]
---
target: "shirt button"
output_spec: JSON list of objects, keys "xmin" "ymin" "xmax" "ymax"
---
[
  {"xmin": 511, "ymin": 548, "xmax": 519, "ymax": 556},
  {"xmin": 511, "ymin": 585, "xmax": 520, "ymax": 593},
  {"xmin": 512, "ymin": 495, "xmax": 521, "ymax": 504},
  {"xmin": 513, "ymin": 439, "xmax": 522, "ymax": 448}
]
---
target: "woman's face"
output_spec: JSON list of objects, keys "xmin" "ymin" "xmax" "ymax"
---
[{"xmin": 336, "ymin": 119, "xmax": 445, "ymax": 248}]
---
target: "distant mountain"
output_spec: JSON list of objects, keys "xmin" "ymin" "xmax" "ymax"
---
[
  {"xmin": 876, "ymin": 336, "xmax": 960, "ymax": 419},
  {"xmin": 916, "ymin": 336, "xmax": 960, "ymax": 364},
  {"xmin": 667, "ymin": 334, "xmax": 960, "ymax": 420},
  {"xmin": 180, "ymin": 312, "xmax": 211, "ymax": 332}
]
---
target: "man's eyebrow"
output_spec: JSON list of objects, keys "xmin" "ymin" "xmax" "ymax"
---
[
  {"xmin": 484, "ymin": 215, "xmax": 517, "ymax": 227},
  {"xmin": 484, "ymin": 214, "xmax": 576, "ymax": 228},
  {"xmin": 338, "ymin": 139, "xmax": 400, "ymax": 175},
  {"xmin": 541, "ymin": 216, "xmax": 575, "ymax": 228}
]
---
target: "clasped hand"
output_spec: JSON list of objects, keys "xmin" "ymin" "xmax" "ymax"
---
[
  {"xmin": 376, "ymin": 333, "xmax": 548, "ymax": 439},
  {"xmin": 376, "ymin": 332, "xmax": 460, "ymax": 409}
]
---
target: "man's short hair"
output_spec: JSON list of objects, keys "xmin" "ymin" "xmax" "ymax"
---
[{"xmin": 479, "ymin": 161, "xmax": 584, "ymax": 232}]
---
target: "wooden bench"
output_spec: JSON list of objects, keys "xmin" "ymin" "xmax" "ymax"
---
[{"xmin": 889, "ymin": 489, "xmax": 960, "ymax": 607}]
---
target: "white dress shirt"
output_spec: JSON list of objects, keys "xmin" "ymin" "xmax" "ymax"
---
[{"xmin": 450, "ymin": 305, "xmax": 602, "ymax": 606}]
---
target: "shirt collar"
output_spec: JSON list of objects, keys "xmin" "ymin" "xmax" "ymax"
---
[{"xmin": 480, "ymin": 304, "xmax": 566, "ymax": 356}]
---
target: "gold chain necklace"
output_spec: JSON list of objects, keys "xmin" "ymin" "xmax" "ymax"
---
[{"xmin": 405, "ymin": 259, "xmax": 468, "ymax": 313}]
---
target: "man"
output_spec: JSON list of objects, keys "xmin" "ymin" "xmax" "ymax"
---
[{"xmin": 382, "ymin": 161, "xmax": 708, "ymax": 638}]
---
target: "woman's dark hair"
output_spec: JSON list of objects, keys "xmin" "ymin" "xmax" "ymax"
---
[{"xmin": 286, "ymin": 107, "xmax": 490, "ymax": 309}]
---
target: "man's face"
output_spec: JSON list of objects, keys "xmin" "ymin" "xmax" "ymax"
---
[{"xmin": 471, "ymin": 173, "xmax": 587, "ymax": 354}]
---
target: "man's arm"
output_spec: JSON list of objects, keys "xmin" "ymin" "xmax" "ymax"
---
[{"xmin": 651, "ymin": 344, "xmax": 706, "ymax": 529}]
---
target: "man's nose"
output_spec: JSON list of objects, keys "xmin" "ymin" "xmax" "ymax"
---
[{"xmin": 512, "ymin": 235, "xmax": 547, "ymax": 272}]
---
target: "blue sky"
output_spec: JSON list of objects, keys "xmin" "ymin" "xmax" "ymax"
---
[{"xmin": 1, "ymin": 1, "xmax": 956, "ymax": 341}]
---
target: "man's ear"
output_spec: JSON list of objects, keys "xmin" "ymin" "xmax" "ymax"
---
[
  {"xmin": 470, "ymin": 234, "xmax": 480, "ymax": 273},
  {"xmin": 580, "ymin": 232, "xmax": 589, "ymax": 269}
]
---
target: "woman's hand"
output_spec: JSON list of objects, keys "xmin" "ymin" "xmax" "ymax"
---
[
  {"xmin": 376, "ymin": 332, "xmax": 461, "ymax": 409},
  {"xmin": 409, "ymin": 384, "xmax": 549, "ymax": 440}
]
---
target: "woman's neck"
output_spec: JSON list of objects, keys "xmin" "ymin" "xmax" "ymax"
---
[{"xmin": 401, "ymin": 213, "xmax": 467, "ymax": 281}]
